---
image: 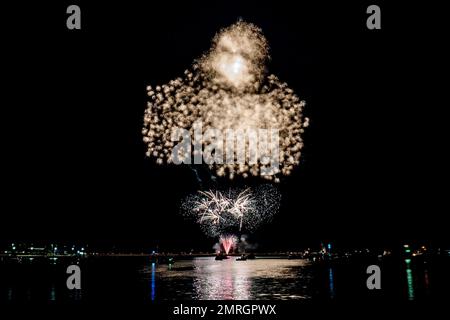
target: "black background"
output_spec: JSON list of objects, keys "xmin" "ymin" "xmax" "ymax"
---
[{"xmin": 1, "ymin": 1, "xmax": 448, "ymax": 251}]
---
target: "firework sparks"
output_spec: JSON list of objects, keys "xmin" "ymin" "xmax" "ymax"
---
[
  {"xmin": 143, "ymin": 21, "xmax": 308, "ymax": 182},
  {"xmin": 228, "ymin": 188, "xmax": 253, "ymax": 230},
  {"xmin": 219, "ymin": 235, "xmax": 238, "ymax": 255},
  {"xmin": 194, "ymin": 188, "xmax": 253, "ymax": 231},
  {"xmin": 195, "ymin": 190, "xmax": 230, "ymax": 225},
  {"xmin": 181, "ymin": 184, "xmax": 280, "ymax": 237}
]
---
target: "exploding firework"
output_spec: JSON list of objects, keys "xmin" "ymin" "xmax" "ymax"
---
[
  {"xmin": 196, "ymin": 188, "xmax": 253, "ymax": 231},
  {"xmin": 219, "ymin": 235, "xmax": 238, "ymax": 255},
  {"xmin": 143, "ymin": 21, "xmax": 309, "ymax": 182},
  {"xmin": 181, "ymin": 184, "xmax": 281, "ymax": 237}
]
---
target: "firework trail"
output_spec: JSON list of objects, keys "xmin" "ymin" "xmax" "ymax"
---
[
  {"xmin": 181, "ymin": 184, "xmax": 280, "ymax": 238},
  {"xmin": 190, "ymin": 165, "xmax": 203, "ymax": 188},
  {"xmin": 143, "ymin": 21, "xmax": 309, "ymax": 182}
]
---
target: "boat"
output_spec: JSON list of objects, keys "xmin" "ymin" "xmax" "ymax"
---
[
  {"xmin": 215, "ymin": 252, "xmax": 228, "ymax": 260},
  {"xmin": 236, "ymin": 254, "xmax": 247, "ymax": 261}
]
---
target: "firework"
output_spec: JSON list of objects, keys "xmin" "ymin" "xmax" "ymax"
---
[
  {"xmin": 219, "ymin": 235, "xmax": 238, "ymax": 255},
  {"xmin": 181, "ymin": 184, "xmax": 281, "ymax": 237},
  {"xmin": 195, "ymin": 188, "xmax": 253, "ymax": 231},
  {"xmin": 143, "ymin": 21, "xmax": 308, "ymax": 182}
]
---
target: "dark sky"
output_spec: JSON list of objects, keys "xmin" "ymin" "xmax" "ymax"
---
[{"xmin": 1, "ymin": 1, "xmax": 447, "ymax": 250}]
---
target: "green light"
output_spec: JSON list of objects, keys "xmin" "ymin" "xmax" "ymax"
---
[
  {"xmin": 406, "ymin": 268, "xmax": 415, "ymax": 300},
  {"xmin": 405, "ymin": 259, "xmax": 415, "ymax": 300},
  {"xmin": 405, "ymin": 249, "xmax": 411, "ymax": 253}
]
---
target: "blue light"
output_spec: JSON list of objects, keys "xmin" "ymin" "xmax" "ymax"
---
[
  {"xmin": 328, "ymin": 267, "xmax": 335, "ymax": 299},
  {"xmin": 151, "ymin": 262, "xmax": 156, "ymax": 301}
]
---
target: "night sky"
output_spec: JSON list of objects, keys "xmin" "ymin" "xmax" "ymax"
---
[{"xmin": 1, "ymin": 1, "xmax": 447, "ymax": 250}]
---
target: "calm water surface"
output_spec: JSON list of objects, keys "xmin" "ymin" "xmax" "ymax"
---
[
  {"xmin": 1, "ymin": 256, "xmax": 449, "ymax": 302},
  {"xmin": 149, "ymin": 257, "xmax": 314, "ymax": 300}
]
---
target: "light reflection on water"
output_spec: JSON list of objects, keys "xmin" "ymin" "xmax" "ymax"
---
[
  {"xmin": 151, "ymin": 262, "xmax": 156, "ymax": 301},
  {"xmin": 154, "ymin": 257, "xmax": 313, "ymax": 300},
  {"xmin": 2, "ymin": 256, "xmax": 448, "ymax": 302},
  {"xmin": 328, "ymin": 267, "xmax": 335, "ymax": 299},
  {"xmin": 49, "ymin": 285, "xmax": 56, "ymax": 301},
  {"xmin": 405, "ymin": 259, "xmax": 415, "ymax": 301}
]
